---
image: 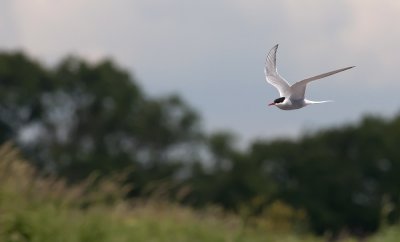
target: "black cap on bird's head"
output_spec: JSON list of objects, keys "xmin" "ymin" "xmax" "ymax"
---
[{"xmin": 268, "ymin": 97, "xmax": 285, "ymax": 106}]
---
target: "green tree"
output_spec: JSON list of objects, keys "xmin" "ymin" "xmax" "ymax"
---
[
  {"xmin": 0, "ymin": 52, "xmax": 201, "ymax": 195},
  {"xmin": 184, "ymin": 131, "xmax": 276, "ymax": 214},
  {"xmin": 247, "ymin": 115, "xmax": 400, "ymax": 236}
]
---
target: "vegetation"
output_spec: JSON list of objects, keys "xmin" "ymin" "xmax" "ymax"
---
[
  {"xmin": 2, "ymin": 51, "xmax": 400, "ymax": 240},
  {"xmin": 0, "ymin": 143, "xmax": 319, "ymax": 242}
]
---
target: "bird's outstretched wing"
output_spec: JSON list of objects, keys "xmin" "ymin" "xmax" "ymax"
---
[
  {"xmin": 290, "ymin": 66, "xmax": 355, "ymax": 100},
  {"xmin": 264, "ymin": 44, "xmax": 291, "ymax": 97}
]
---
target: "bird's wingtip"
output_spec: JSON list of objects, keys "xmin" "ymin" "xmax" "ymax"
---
[
  {"xmin": 347, "ymin": 66, "xmax": 356, "ymax": 70},
  {"xmin": 344, "ymin": 66, "xmax": 355, "ymax": 70}
]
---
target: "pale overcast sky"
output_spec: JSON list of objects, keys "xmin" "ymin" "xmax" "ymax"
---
[{"xmin": 1, "ymin": 0, "xmax": 400, "ymax": 144}]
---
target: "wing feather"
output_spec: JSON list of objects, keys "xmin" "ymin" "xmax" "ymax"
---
[
  {"xmin": 290, "ymin": 66, "xmax": 355, "ymax": 100},
  {"xmin": 264, "ymin": 44, "xmax": 291, "ymax": 97}
]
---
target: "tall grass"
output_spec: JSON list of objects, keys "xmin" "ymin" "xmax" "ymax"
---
[{"xmin": 0, "ymin": 142, "xmax": 396, "ymax": 242}]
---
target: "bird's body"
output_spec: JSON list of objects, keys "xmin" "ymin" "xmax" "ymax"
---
[
  {"xmin": 265, "ymin": 44, "xmax": 354, "ymax": 110},
  {"xmin": 276, "ymin": 98, "xmax": 307, "ymax": 110},
  {"xmin": 276, "ymin": 98, "xmax": 332, "ymax": 110}
]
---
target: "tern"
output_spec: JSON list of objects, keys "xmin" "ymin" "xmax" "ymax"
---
[{"xmin": 265, "ymin": 44, "xmax": 354, "ymax": 110}]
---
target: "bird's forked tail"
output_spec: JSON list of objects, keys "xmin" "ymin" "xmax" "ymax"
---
[{"xmin": 305, "ymin": 100, "xmax": 334, "ymax": 105}]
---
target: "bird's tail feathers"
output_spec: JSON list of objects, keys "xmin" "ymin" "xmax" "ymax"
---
[{"xmin": 305, "ymin": 100, "xmax": 334, "ymax": 105}]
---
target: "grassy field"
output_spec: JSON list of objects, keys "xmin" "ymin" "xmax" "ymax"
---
[
  {"xmin": 0, "ymin": 143, "xmax": 399, "ymax": 242},
  {"xmin": 0, "ymin": 200, "xmax": 321, "ymax": 242}
]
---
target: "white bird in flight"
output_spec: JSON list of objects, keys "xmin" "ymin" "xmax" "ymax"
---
[{"xmin": 265, "ymin": 44, "xmax": 354, "ymax": 110}]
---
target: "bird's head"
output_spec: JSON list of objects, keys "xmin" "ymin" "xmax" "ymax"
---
[{"xmin": 268, "ymin": 97, "xmax": 285, "ymax": 106}]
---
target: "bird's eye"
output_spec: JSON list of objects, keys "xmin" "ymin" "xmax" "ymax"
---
[{"xmin": 274, "ymin": 97, "xmax": 285, "ymax": 103}]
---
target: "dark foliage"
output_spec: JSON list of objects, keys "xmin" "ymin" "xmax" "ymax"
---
[{"xmin": 2, "ymin": 51, "xmax": 400, "ymax": 236}]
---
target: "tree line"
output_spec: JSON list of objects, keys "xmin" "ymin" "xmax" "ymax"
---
[{"xmin": 1, "ymin": 51, "xmax": 400, "ymax": 237}]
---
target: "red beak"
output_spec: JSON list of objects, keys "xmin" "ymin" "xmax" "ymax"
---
[{"xmin": 268, "ymin": 102, "xmax": 275, "ymax": 106}]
